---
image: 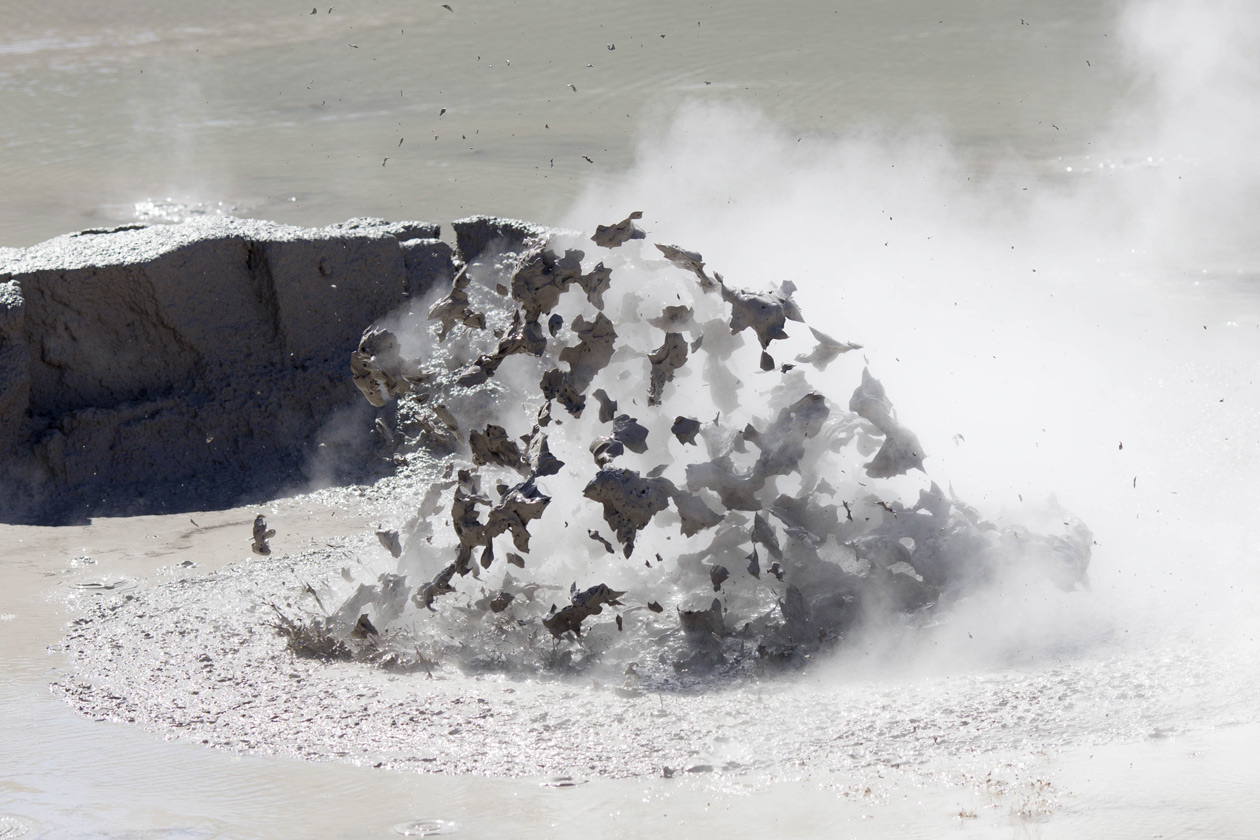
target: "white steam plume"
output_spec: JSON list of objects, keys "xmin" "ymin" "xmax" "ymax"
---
[{"xmin": 562, "ymin": 0, "xmax": 1260, "ymax": 663}]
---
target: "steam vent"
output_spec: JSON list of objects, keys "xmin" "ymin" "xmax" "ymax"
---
[{"xmin": 3, "ymin": 213, "xmax": 1090, "ymax": 681}]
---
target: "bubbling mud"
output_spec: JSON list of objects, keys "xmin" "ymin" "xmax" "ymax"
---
[{"xmin": 272, "ymin": 214, "xmax": 1092, "ymax": 685}]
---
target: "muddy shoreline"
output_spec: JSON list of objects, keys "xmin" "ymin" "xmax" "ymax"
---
[{"xmin": 50, "ymin": 480, "xmax": 1255, "ymax": 782}]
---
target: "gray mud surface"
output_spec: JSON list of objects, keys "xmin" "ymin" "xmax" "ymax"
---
[{"xmin": 52, "ymin": 502, "xmax": 1257, "ymax": 782}]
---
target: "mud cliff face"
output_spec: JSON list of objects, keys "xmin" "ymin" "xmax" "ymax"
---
[{"xmin": 0, "ymin": 216, "xmax": 459, "ymax": 523}]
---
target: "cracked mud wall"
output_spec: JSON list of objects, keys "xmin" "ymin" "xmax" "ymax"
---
[{"xmin": 0, "ymin": 216, "xmax": 454, "ymax": 524}]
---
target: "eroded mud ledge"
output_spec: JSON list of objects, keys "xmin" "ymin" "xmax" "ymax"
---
[{"xmin": 0, "ymin": 216, "xmax": 534, "ymax": 524}]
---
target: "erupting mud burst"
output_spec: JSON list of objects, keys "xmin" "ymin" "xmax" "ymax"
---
[{"xmin": 278, "ymin": 214, "xmax": 1092, "ymax": 683}]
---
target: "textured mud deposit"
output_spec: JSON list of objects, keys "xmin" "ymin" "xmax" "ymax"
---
[
  {"xmin": 54, "ymin": 528, "xmax": 1257, "ymax": 780},
  {"xmin": 0, "ymin": 216, "xmax": 453, "ymax": 523}
]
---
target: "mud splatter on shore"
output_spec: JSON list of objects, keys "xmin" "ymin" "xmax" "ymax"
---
[{"xmin": 53, "ymin": 514, "xmax": 1255, "ymax": 780}]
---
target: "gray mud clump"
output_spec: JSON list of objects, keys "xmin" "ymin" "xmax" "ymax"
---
[{"xmin": 260, "ymin": 212, "xmax": 1093, "ymax": 683}]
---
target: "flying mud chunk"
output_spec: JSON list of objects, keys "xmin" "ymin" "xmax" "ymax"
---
[
  {"xmin": 480, "ymin": 590, "xmax": 515, "ymax": 613},
  {"xmin": 251, "ymin": 515, "xmax": 276, "ymax": 556},
  {"xmin": 469, "ymin": 424, "xmax": 525, "ymax": 471},
  {"xmin": 647, "ymin": 332, "xmax": 688, "ymax": 406},
  {"xmin": 746, "ymin": 545, "xmax": 761, "ymax": 578},
  {"xmin": 524, "ymin": 426, "xmax": 564, "ymax": 477},
  {"xmin": 648, "ymin": 305, "xmax": 695, "ymax": 333},
  {"xmin": 685, "ymin": 457, "xmax": 761, "ymax": 511},
  {"xmin": 654, "ymin": 243, "xmax": 717, "ymax": 291},
  {"xmin": 414, "ymin": 563, "xmax": 458, "ymax": 610},
  {"xmin": 375, "ymin": 529, "xmax": 403, "ymax": 558},
  {"xmin": 796, "ymin": 326, "xmax": 862, "ymax": 371},
  {"xmin": 912, "ymin": 481, "xmax": 951, "ymax": 520},
  {"xmin": 450, "ymin": 477, "xmax": 491, "ymax": 573},
  {"xmin": 429, "ymin": 403, "xmax": 464, "ymax": 446},
  {"xmin": 577, "ymin": 262, "xmax": 613, "ymax": 309},
  {"xmin": 678, "ymin": 598, "xmax": 724, "ymax": 639},
  {"xmin": 671, "ymin": 416, "xmax": 701, "ymax": 446},
  {"xmin": 510, "ymin": 247, "xmax": 586, "ymax": 320},
  {"xmin": 427, "ymin": 264, "xmax": 486, "ymax": 339},
  {"xmin": 667, "ymin": 486, "xmax": 723, "ymax": 536},
  {"xmin": 350, "ymin": 326, "xmax": 430, "ymax": 407},
  {"xmin": 484, "ymin": 479, "xmax": 551, "ymax": 553},
  {"xmin": 609, "ymin": 414, "xmax": 649, "ymax": 453},
  {"xmin": 591, "ymin": 414, "xmax": 650, "ymax": 466},
  {"xmin": 717, "ymin": 276, "xmax": 804, "ymax": 351},
  {"xmin": 591, "ymin": 211, "xmax": 645, "ymax": 248},
  {"xmin": 751, "ymin": 392, "xmax": 829, "ymax": 481},
  {"xmin": 559, "ymin": 313, "xmax": 618, "ymax": 392},
  {"xmin": 583, "ymin": 468, "xmax": 672, "ymax": 557},
  {"xmin": 351, "ymin": 613, "xmax": 379, "ymax": 639},
  {"xmin": 539, "ymin": 368, "xmax": 586, "ymax": 416},
  {"xmin": 588, "ymin": 529, "xmax": 615, "ymax": 554},
  {"xmin": 458, "ymin": 308, "xmax": 548, "ymax": 386},
  {"xmin": 849, "ymin": 368, "xmax": 926, "ymax": 477},
  {"xmin": 592, "ymin": 388, "xmax": 618, "ymax": 423},
  {"xmin": 709, "ymin": 564, "xmax": 730, "ymax": 592},
  {"xmin": 751, "ymin": 513, "xmax": 783, "ymax": 561},
  {"xmin": 543, "ymin": 583, "xmax": 626, "ymax": 638}
]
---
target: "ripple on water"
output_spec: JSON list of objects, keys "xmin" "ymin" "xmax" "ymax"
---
[
  {"xmin": 67, "ymin": 577, "xmax": 140, "ymax": 594},
  {"xmin": 540, "ymin": 775, "xmax": 589, "ymax": 788},
  {"xmin": 0, "ymin": 815, "xmax": 33, "ymax": 839},
  {"xmin": 393, "ymin": 818, "xmax": 457, "ymax": 836}
]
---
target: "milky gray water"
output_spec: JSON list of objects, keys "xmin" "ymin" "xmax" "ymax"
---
[
  {"xmin": 0, "ymin": 0, "xmax": 1126, "ymax": 248},
  {"xmin": 4, "ymin": 0, "xmax": 1260, "ymax": 837}
]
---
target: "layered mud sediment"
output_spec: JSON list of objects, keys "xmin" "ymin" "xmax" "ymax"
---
[{"xmin": 0, "ymin": 216, "xmax": 480, "ymax": 523}]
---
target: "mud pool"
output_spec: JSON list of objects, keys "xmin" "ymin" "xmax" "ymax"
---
[{"xmin": 4, "ymin": 0, "xmax": 1260, "ymax": 836}]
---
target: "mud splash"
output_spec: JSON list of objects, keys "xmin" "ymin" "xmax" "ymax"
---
[{"xmin": 273, "ymin": 213, "xmax": 1091, "ymax": 684}]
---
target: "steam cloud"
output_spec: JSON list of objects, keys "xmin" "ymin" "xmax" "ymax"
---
[
  {"xmin": 558, "ymin": 0, "xmax": 1260, "ymax": 660},
  {"xmin": 275, "ymin": 0, "xmax": 1260, "ymax": 680}
]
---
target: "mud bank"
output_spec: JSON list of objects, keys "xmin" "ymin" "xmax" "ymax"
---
[{"xmin": 0, "ymin": 216, "xmax": 529, "ymax": 524}]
